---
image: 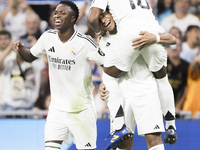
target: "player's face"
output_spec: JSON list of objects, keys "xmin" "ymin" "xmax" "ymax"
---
[
  {"xmin": 100, "ymin": 11, "xmax": 116, "ymax": 33},
  {"xmin": 54, "ymin": 4, "xmax": 75, "ymax": 32}
]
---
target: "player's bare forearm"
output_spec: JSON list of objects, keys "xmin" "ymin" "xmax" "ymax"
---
[
  {"xmin": 87, "ymin": 7, "xmax": 103, "ymax": 33},
  {"xmin": 132, "ymin": 31, "xmax": 176, "ymax": 50},
  {"xmin": 13, "ymin": 41, "xmax": 37, "ymax": 63},
  {"xmin": 18, "ymin": 48, "xmax": 37, "ymax": 63},
  {"xmin": 159, "ymin": 32, "xmax": 176, "ymax": 45}
]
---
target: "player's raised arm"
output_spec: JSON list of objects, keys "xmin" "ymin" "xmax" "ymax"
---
[
  {"xmin": 13, "ymin": 41, "xmax": 37, "ymax": 63},
  {"xmin": 87, "ymin": 7, "xmax": 103, "ymax": 34},
  {"xmin": 132, "ymin": 31, "xmax": 177, "ymax": 50}
]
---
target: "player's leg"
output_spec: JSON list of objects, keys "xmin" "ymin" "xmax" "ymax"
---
[
  {"xmin": 103, "ymin": 66, "xmax": 125, "ymax": 130},
  {"xmin": 45, "ymin": 108, "xmax": 69, "ymax": 150},
  {"xmin": 68, "ymin": 105, "xmax": 97, "ymax": 150},
  {"xmin": 105, "ymin": 95, "xmax": 135, "ymax": 150},
  {"xmin": 153, "ymin": 66, "xmax": 177, "ymax": 145},
  {"xmin": 130, "ymin": 92, "xmax": 165, "ymax": 149},
  {"xmin": 141, "ymin": 43, "xmax": 177, "ymax": 144},
  {"xmin": 45, "ymin": 141, "xmax": 62, "ymax": 150},
  {"xmin": 103, "ymin": 69, "xmax": 133, "ymax": 150},
  {"xmin": 145, "ymin": 133, "xmax": 164, "ymax": 150},
  {"xmin": 117, "ymin": 97, "xmax": 135, "ymax": 150}
]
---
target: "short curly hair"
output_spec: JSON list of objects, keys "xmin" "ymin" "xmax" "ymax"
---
[{"xmin": 59, "ymin": 0, "xmax": 79, "ymax": 24}]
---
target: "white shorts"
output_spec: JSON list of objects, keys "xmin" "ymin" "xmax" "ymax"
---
[
  {"xmin": 104, "ymin": 37, "xmax": 167, "ymax": 72},
  {"xmin": 45, "ymin": 106, "xmax": 97, "ymax": 149},
  {"xmin": 123, "ymin": 92, "xmax": 164, "ymax": 136}
]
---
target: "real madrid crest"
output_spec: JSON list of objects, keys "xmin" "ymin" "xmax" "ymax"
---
[{"xmin": 70, "ymin": 47, "xmax": 77, "ymax": 56}]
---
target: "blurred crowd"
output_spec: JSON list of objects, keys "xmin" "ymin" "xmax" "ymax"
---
[{"xmin": 0, "ymin": 0, "xmax": 200, "ymax": 119}]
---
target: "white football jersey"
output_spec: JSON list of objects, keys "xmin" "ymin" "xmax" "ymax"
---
[
  {"xmin": 91, "ymin": 0, "xmax": 164, "ymax": 34},
  {"xmin": 30, "ymin": 30, "xmax": 105, "ymax": 112},
  {"xmin": 99, "ymin": 33, "xmax": 157, "ymax": 97}
]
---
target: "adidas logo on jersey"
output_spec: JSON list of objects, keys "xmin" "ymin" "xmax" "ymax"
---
[
  {"xmin": 154, "ymin": 125, "xmax": 160, "ymax": 129},
  {"xmin": 48, "ymin": 46, "xmax": 55, "ymax": 52},
  {"xmin": 85, "ymin": 142, "xmax": 91, "ymax": 147}
]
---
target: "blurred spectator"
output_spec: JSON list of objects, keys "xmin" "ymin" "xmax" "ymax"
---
[
  {"xmin": 168, "ymin": 26, "xmax": 183, "ymax": 40},
  {"xmin": 74, "ymin": 0, "xmax": 91, "ymax": 34},
  {"xmin": 45, "ymin": 5, "xmax": 57, "ymax": 30},
  {"xmin": 154, "ymin": 0, "xmax": 175, "ymax": 24},
  {"xmin": 19, "ymin": 11, "xmax": 47, "ymax": 103},
  {"xmin": 20, "ymin": 12, "xmax": 43, "ymax": 48},
  {"xmin": 33, "ymin": 55, "xmax": 50, "ymax": 111},
  {"xmin": 161, "ymin": 0, "xmax": 200, "ymax": 36},
  {"xmin": 183, "ymin": 52, "xmax": 200, "ymax": 116},
  {"xmin": 188, "ymin": 0, "xmax": 200, "ymax": 15},
  {"xmin": 180, "ymin": 25, "xmax": 200, "ymax": 63},
  {"xmin": 91, "ymin": 61, "xmax": 107, "ymax": 118},
  {"xmin": 2, "ymin": 54, "xmax": 36, "ymax": 110},
  {"xmin": 167, "ymin": 27, "xmax": 189, "ymax": 115},
  {"xmin": 0, "ymin": 0, "xmax": 34, "ymax": 40},
  {"xmin": 147, "ymin": 0, "xmax": 158, "ymax": 13},
  {"xmin": 0, "ymin": 0, "xmax": 7, "ymax": 13},
  {"xmin": 31, "ymin": 55, "xmax": 47, "ymax": 107},
  {"xmin": 195, "ymin": 1, "xmax": 200, "ymax": 19},
  {"xmin": 0, "ymin": 30, "xmax": 15, "ymax": 109}
]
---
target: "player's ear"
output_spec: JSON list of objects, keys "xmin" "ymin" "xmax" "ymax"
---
[{"xmin": 71, "ymin": 16, "xmax": 76, "ymax": 24}]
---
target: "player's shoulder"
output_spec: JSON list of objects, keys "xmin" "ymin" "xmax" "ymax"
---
[
  {"xmin": 46, "ymin": 29, "xmax": 58, "ymax": 34},
  {"xmin": 76, "ymin": 31, "xmax": 98, "ymax": 48},
  {"xmin": 40, "ymin": 29, "xmax": 58, "ymax": 39}
]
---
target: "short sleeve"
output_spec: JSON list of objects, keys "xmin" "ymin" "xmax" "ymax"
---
[
  {"xmin": 90, "ymin": 0, "xmax": 108, "ymax": 11},
  {"xmin": 30, "ymin": 32, "xmax": 46, "ymax": 58},
  {"xmin": 86, "ymin": 35, "xmax": 105, "ymax": 65}
]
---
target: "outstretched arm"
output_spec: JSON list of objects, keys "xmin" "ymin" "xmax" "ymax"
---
[
  {"xmin": 13, "ymin": 41, "xmax": 37, "ymax": 63},
  {"xmin": 87, "ymin": 7, "xmax": 103, "ymax": 34},
  {"xmin": 132, "ymin": 31, "xmax": 177, "ymax": 50}
]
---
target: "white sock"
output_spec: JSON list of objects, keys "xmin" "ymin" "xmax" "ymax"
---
[
  {"xmin": 102, "ymin": 72, "xmax": 125, "ymax": 130},
  {"xmin": 156, "ymin": 76, "xmax": 176, "ymax": 130},
  {"xmin": 45, "ymin": 142, "xmax": 61, "ymax": 150},
  {"xmin": 149, "ymin": 144, "xmax": 164, "ymax": 150}
]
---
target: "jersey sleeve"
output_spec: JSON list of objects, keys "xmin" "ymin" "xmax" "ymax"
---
[
  {"xmin": 90, "ymin": 0, "xmax": 108, "ymax": 11},
  {"xmin": 30, "ymin": 32, "xmax": 46, "ymax": 58},
  {"xmin": 86, "ymin": 35, "xmax": 105, "ymax": 65}
]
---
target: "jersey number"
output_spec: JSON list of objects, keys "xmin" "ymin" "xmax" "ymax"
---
[{"xmin": 129, "ymin": 0, "xmax": 150, "ymax": 10}]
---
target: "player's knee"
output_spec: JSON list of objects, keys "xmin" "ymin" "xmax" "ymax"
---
[{"xmin": 45, "ymin": 141, "xmax": 62, "ymax": 150}]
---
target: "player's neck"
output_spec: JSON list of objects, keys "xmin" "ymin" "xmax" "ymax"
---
[{"xmin": 58, "ymin": 28, "xmax": 75, "ymax": 43}]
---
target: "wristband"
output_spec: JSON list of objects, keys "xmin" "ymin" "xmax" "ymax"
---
[
  {"xmin": 155, "ymin": 34, "xmax": 160, "ymax": 43},
  {"xmin": 94, "ymin": 30, "xmax": 101, "ymax": 35}
]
